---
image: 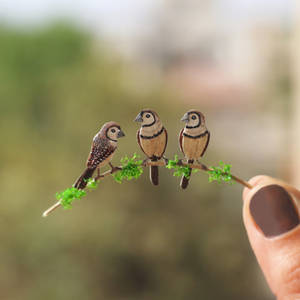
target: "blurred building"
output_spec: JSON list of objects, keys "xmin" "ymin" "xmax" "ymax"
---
[
  {"xmin": 292, "ymin": 0, "xmax": 300, "ymax": 186},
  {"xmin": 125, "ymin": 0, "xmax": 291, "ymax": 111}
]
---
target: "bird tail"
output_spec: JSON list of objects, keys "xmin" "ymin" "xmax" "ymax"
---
[
  {"xmin": 150, "ymin": 158, "xmax": 159, "ymax": 186},
  {"xmin": 180, "ymin": 159, "xmax": 194, "ymax": 189},
  {"xmin": 74, "ymin": 167, "xmax": 96, "ymax": 190}
]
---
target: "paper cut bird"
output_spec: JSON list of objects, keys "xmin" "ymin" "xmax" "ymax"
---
[
  {"xmin": 74, "ymin": 121, "xmax": 125, "ymax": 189},
  {"xmin": 179, "ymin": 110, "xmax": 210, "ymax": 189},
  {"xmin": 135, "ymin": 109, "xmax": 168, "ymax": 185}
]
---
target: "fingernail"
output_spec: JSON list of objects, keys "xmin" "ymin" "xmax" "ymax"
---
[{"xmin": 250, "ymin": 185, "xmax": 300, "ymax": 238}]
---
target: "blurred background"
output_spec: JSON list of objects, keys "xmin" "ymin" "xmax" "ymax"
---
[{"xmin": 0, "ymin": 0, "xmax": 298, "ymax": 299}]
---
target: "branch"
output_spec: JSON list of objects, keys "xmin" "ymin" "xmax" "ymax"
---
[
  {"xmin": 42, "ymin": 166, "xmax": 123, "ymax": 217},
  {"xmin": 166, "ymin": 158, "xmax": 253, "ymax": 189},
  {"xmin": 179, "ymin": 162, "xmax": 252, "ymax": 189},
  {"xmin": 42, "ymin": 155, "xmax": 253, "ymax": 217}
]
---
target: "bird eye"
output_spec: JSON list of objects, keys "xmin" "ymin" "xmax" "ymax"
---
[
  {"xmin": 111, "ymin": 128, "xmax": 116, "ymax": 133},
  {"xmin": 191, "ymin": 115, "xmax": 197, "ymax": 120},
  {"xmin": 146, "ymin": 114, "xmax": 151, "ymax": 118}
]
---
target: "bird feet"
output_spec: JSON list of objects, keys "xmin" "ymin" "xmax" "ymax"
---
[
  {"xmin": 142, "ymin": 158, "xmax": 150, "ymax": 166},
  {"xmin": 142, "ymin": 158, "xmax": 168, "ymax": 167},
  {"xmin": 109, "ymin": 163, "xmax": 121, "ymax": 173},
  {"xmin": 195, "ymin": 160, "xmax": 209, "ymax": 171},
  {"xmin": 177, "ymin": 159, "xmax": 184, "ymax": 166},
  {"xmin": 95, "ymin": 168, "xmax": 104, "ymax": 180}
]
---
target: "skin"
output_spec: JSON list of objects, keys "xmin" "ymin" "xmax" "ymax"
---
[{"xmin": 243, "ymin": 176, "xmax": 300, "ymax": 299}]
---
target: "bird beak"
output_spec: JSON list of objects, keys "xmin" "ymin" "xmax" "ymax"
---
[
  {"xmin": 181, "ymin": 113, "xmax": 189, "ymax": 123},
  {"xmin": 134, "ymin": 113, "xmax": 143, "ymax": 122},
  {"xmin": 117, "ymin": 129, "xmax": 125, "ymax": 138}
]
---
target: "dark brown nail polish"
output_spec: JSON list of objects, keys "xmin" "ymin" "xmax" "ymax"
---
[{"xmin": 250, "ymin": 185, "xmax": 300, "ymax": 238}]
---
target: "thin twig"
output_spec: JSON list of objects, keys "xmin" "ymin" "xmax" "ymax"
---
[
  {"xmin": 94, "ymin": 166, "xmax": 122, "ymax": 181},
  {"xmin": 42, "ymin": 201, "xmax": 62, "ymax": 217},
  {"xmin": 43, "ymin": 166, "xmax": 123, "ymax": 217},
  {"xmin": 156, "ymin": 159, "xmax": 252, "ymax": 189},
  {"xmin": 42, "ymin": 159, "xmax": 253, "ymax": 217},
  {"xmin": 230, "ymin": 174, "xmax": 253, "ymax": 189},
  {"xmin": 178, "ymin": 161, "xmax": 253, "ymax": 189}
]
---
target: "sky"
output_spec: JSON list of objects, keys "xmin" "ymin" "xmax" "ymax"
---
[
  {"xmin": 0, "ymin": 0, "xmax": 292, "ymax": 38},
  {"xmin": 0, "ymin": 0, "xmax": 159, "ymax": 36}
]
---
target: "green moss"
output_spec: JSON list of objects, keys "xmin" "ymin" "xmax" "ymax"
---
[
  {"xmin": 56, "ymin": 154, "xmax": 144, "ymax": 210},
  {"xmin": 113, "ymin": 153, "xmax": 143, "ymax": 183},
  {"xmin": 56, "ymin": 187, "xmax": 86, "ymax": 209},
  {"xmin": 56, "ymin": 156, "xmax": 235, "ymax": 211},
  {"xmin": 207, "ymin": 161, "xmax": 234, "ymax": 184},
  {"xmin": 86, "ymin": 178, "xmax": 98, "ymax": 190},
  {"xmin": 166, "ymin": 155, "xmax": 197, "ymax": 178},
  {"xmin": 56, "ymin": 178, "xmax": 97, "ymax": 209}
]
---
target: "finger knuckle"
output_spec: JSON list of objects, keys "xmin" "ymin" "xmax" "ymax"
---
[{"xmin": 278, "ymin": 253, "xmax": 300, "ymax": 297}]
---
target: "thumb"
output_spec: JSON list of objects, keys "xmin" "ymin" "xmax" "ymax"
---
[{"xmin": 243, "ymin": 176, "xmax": 300, "ymax": 300}]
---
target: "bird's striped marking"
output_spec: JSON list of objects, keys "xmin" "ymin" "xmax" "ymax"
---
[
  {"xmin": 183, "ymin": 130, "xmax": 209, "ymax": 139},
  {"xmin": 140, "ymin": 127, "xmax": 165, "ymax": 139}
]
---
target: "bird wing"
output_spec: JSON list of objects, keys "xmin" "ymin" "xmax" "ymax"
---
[
  {"xmin": 179, "ymin": 128, "xmax": 184, "ymax": 154},
  {"xmin": 137, "ymin": 129, "xmax": 147, "ymax": 156},
  {"xmin": 200, "ymin": 131, "xmax": 210, "ymax": 157},
  {"xmin": 162, "ymin": 128, "xmax": 168, "ymax": 156},
  {"xmin": 87, "ymin": 138, "xmax": 115, "ymax": 168}
]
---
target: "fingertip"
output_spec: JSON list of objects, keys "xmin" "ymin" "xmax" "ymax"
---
[
  {"xmin": 243, "ymin": 175, "xmax": 300, "ymax": 205},
  {"xmin": 241, "ymin": 177, "xmax": 300, "ymax": 297},
  {"xmin": 240, "ymin": 175, "xmax": 300, "ymax": 298},
  {"xmin": 243, "ymin": 175, "xmax": 271, "ymax": 201},
  {"xmin": 248, "ymin": 175, "xmax": 272, "ymax": 186}
]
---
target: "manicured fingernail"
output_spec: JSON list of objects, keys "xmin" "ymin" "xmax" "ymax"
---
[{"xmin": 250, "ymin": 185, "xmax": 300, "ymax": 238}]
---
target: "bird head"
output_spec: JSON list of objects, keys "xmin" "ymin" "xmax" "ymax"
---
[
  {"xmin": 101, "ymin": 121, "xmax": 125, "ymax": 142},
  {"xmin": 134, "ymin": 109, "xmax": 158, "ymax": 127},
  {"xmin": 181, "ymin": 110, "xmax": 205, "ymax": 128}
]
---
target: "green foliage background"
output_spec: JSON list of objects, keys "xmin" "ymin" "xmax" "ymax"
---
[{"xmin": 0, "ymin": 23, "xmax": 270, "ymax": 300}]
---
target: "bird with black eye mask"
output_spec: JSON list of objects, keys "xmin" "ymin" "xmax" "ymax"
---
[
  {"xmin": 179, "ymin": 110, "xmax": 210, "ymax": 189},
  {"xmin": 134, "ymin": 109, "xmax": 168, "ymax": 185}
]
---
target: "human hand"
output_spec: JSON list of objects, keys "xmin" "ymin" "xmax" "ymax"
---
[{"xmin": 243, "ymin": 176, "xmax": 300, "ymax": 300}]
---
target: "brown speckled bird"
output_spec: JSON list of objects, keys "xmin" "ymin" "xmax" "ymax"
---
[
  {"xmin": 179, "ymin": 110, "xmax": 210, "ymax": 189},
  {"xmin": 135, "ymin": 109, "xmax": 168, "ymax": 185},
  {"xmin": 74, "ymin": 121, "xmax": 125, "ymax": 189}
]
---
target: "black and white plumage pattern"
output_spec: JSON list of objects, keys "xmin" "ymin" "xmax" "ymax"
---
[
  {"xmin": 74, "ymin": 135, "xmax": 116, "ymax": 190},
  {"xmin": 87, "ymin": 136, "xmax": 115, "ymax": 168}
]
